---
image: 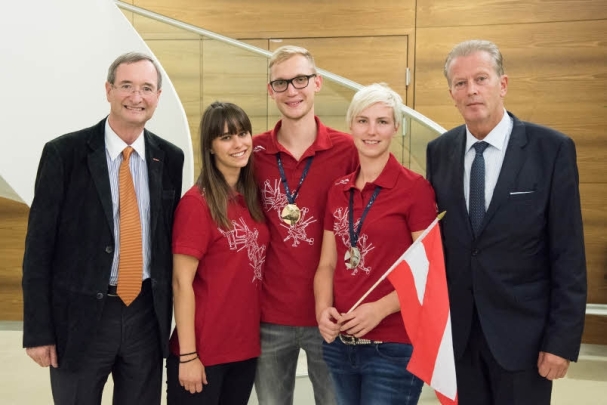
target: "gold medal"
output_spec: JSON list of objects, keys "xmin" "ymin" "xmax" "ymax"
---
[
  {"xmin": 281, "ymin": 204, "xmax": 301, "ymax": 226},
  {"xmin": 345, "ymin": 246, "xmax": 361, "ymax": 269}
]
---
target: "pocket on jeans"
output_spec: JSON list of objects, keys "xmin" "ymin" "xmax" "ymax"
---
[{"xmin": 375, "ymin": 343, "xmax": 413, "ymax": 364}]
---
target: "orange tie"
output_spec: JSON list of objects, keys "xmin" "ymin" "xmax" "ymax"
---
[{"xmin": 117, "ymin": 146, "xmax": 143, "ymax": 306}]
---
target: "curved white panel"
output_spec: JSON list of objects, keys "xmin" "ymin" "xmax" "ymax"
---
[{"xmin": 0, "ymin": 0, "xmax": 193, "ymax": 206}]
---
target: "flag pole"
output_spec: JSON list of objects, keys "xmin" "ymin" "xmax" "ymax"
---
[{"xmin": 346, "ymin": 211, "xmax": 446, "ymax": 313}]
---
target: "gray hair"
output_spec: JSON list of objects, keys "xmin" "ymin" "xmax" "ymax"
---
[
  {"xmin": 107, "ymin": 52, "xmax": 162, "ymax": 90},
  {"xmin": 444, "ymin": 40, "xmax": 504, "ymax": 84},
  {"xmin": 346, "ymin": 83, "xmax": 403, "ymax": 129},
  {"xmin": 268, "ymin": 45, "xmax": 317, "ymax": 75}
]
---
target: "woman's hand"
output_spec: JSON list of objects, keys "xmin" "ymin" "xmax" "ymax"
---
[
  {"xmin": 339, "ymin": 302, "xmax": 384, "ymax": 337},
  {"xmin": 179, "ymin": 357, "xmax": 208, "ymax": 394}
]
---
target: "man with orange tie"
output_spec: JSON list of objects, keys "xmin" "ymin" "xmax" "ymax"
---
[{"xmin": 22, "ymin": 52, "xmax": 184, "ymax": 404}]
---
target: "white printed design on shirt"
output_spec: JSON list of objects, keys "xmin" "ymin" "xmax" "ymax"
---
[
  {"xmin": 219, "ymin": 217, "xmax": 266, "ymax": 282},
  {"xmin": 332, "ymin": 207, "xmax": 374, "ymax": 276},
  {"xmin": 262, "ymin": 179, "xmax": 316, "ymax": 247}
]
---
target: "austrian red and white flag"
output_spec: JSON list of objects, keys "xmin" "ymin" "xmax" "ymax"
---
[{"xmin": 387, "ymin": 215, "xmax": 458, "ymax": 405}]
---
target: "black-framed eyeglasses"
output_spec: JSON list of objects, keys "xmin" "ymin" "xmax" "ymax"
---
[{"xmin": 269, "ymin": 74, "xmax": 317, "ymax": 93}]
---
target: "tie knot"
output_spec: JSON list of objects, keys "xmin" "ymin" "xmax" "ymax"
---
[
  {"xmin": 122, "ymin": 146, "xmax": 134, "ymax": 161},
  {"xmin": 473, "ymin": 141, "xmax": 489, "ymax": 155}
]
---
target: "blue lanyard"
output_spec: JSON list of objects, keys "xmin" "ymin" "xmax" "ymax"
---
[
  {"xmin": 348, "ymin": 186, "xmax": 381, "ymax": 248},
  {"xmin": 276, "ymin": 154, "xmax": 314, "ymax": 205}
]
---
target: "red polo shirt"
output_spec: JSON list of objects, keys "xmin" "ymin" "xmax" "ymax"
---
[
  {"xmin": 169, "ymin": 186, "xmax": 270, "ymax": 366},
  {"xmin": 324, "ymin": 154, "xmax": 437, "ymax": 342},
  {"xmin": 253, "ymin": 117, "xmax": 359, "ymax": 326}
]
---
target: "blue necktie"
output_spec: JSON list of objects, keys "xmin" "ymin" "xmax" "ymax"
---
[{"xmin": 469, "ymin": 141, "xmax": 489, "ymax": 236}]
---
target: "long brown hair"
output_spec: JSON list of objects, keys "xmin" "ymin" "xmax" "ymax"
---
[{"xmin": 195, "ymin": 101, "xmax": 264, "ymax": 229}]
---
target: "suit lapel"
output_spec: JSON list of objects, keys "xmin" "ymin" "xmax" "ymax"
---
[
  {"xmin": 87, "ymin": 120, "xmax": 114, "ymax": 233},
  {"xmin": 146, "ymin": 131, "xmax": 165, "ymax": 241},
  {"xmin": 480, "ymin": 114, "xmax": 529, "ymax": 235}
]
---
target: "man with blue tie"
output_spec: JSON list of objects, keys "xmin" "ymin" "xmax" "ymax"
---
[{"xmin": 426, "ymin": 40, "xmax": 587, "ymax": 404}]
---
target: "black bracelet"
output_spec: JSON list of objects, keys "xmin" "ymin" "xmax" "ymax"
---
[
  {"xmin": 179, "ymin": 355, "xmax": 198, "ymax": 364},
  {"xmin": 179, "ymin": 351, "xmax": 197, "ymax": 357}
]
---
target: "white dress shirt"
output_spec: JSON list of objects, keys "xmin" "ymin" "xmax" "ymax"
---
[{"xmin": 104, "ymin": 120, "xmax": 151, "ymax": 284}]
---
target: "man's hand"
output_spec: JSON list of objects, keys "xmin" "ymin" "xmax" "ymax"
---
[
  {"xmin": 537, "ymin": 351, "xmax": 570, "ymax": 380},
  {"xmin": 317, "ymin": 307, "xmax": 343, "ymax": 343},
  {"xmin": 26, "ymin": 345, "xmax": 58, "ymax": 368}
]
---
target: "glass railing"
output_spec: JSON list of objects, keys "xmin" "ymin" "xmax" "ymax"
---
[{"xmin": 116, "ymin": 1, "xmax": 446, "ymax": 178}]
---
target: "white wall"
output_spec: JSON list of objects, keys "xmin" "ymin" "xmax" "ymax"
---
[{"xmin": 0, "ymin": 0, "xmax": 193, "ymax": 206}]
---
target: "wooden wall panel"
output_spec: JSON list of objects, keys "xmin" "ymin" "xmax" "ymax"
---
[
  {"xmin": 134, "ymin": 0, "xmax": 416, "ymax": 39},
  {"xmin": 581, "ymin": 183, "xmax": 607, "ymax": 305},
  {"xmin": 0, "ymin": 198, "xmax": 28, "ymax": 320},
  {"xmin": 417, "ymin": 0, "xmax": 607, "ymax": 27}
]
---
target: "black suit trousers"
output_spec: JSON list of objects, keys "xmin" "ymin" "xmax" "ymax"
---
[
  {"xmin": 456, "ymin": 307, "xmax": 552, "ymax": 405},
  {"xmin": 50, "ymin": 281, "xmax": 162, "ymax": 405}
]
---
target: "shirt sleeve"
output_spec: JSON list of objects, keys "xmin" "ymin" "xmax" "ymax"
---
[{"xmin": 172, "ymin": 192, "xmax": 212, "ymax": 260}]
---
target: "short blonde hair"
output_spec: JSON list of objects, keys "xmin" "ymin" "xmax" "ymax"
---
[
  {"xmin": 268, "ymin": 45, "xmax": 317, "ymax": 75},
  {"xmin": 346, "ymin": 83, "xmax": 403, "ymax": 128}
]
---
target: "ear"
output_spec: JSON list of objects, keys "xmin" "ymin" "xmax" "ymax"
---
[
  {"xmin": 105, "ymin": 82, "xmax": 112, "ymax": 101},
  {"xmin": 394, "ymin": 123, "xmax": 400, "ymax": 136},
  {"xmin": 500, "ymin": 75, "xmax": 508, "ymax": 98},
  {"xmin": 267, "ymin": 83, "xmax": 276, "ymax": 100},
  {"xmin": 313, "ymin": 74, "xmax": 323, "ymax": 93}
]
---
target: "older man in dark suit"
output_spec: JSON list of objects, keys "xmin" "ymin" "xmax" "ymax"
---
[
  {"xmin": 22, "ymin": 52, "xmax": 184, "ymax": 404},
  {"xmin": 426, "ymin": 40, "xmax": 587, "ymax": 404}
]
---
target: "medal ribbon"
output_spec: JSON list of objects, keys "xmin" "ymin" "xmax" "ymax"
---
[
  {"xmin": 276, "ymin": 154, "xmax": 314, "ymax": 204},
  {"xmin": 348, "ymin": 186, "xmax": 381, "ymax": 248}
]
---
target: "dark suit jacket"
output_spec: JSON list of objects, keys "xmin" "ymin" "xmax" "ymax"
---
[
  {"xmin": 426, "ymin": 112, "xmax": 587, "ymax": 371},
  {"xmin": 22, "ymin": 118, "xmax": 184, "ymax": 371}
]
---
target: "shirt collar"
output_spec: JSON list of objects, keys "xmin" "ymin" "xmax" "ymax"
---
[
  {"xmin": 341, "ymin": 153, "xmax": 402, "ymax": 191},
  {"xmin": 465, "ymin": 108, "xmax": 512, "ymax": 153},
  {"xmin": 262, "ymin": 116, "xmax": 334, "ymax": 157},
  {"xmin": 104, "ymin": 119, "xmax": 146, "ymax": 161}
]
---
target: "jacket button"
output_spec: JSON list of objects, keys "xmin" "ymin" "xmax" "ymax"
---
[
  {"xmin": 105, "ymin": 246, "xmax": 113, "ymax": 254},
  {"xmin": 472, "ymin": 249, "xmax": 479, "ymax": 256},
  {"xmin": 96, "ymin": 293, "xmax": 104, "ymax": 299}
]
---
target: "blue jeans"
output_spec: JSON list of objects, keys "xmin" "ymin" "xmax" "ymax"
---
[
  {"xmin": 322, "ymin": 339, "xmax": 423, "ymax": 405},
  {"xmin": 255, "ymin": 323, "xmax": 336, "ymax": 405}
]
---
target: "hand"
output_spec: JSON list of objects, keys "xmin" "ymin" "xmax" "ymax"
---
[
  {"xmin": 318, "ymin": 307, "xmax": 343, "ymax": 343},
  {"xmin": 339, "ymin": 302, "xmax": 383, "ymax": 337},
  {"xmin": 26, "ymin": 345, "xmax": 58, "ymax": 368},
  {"xmin": 179, "ymin": 357, "xmax": 207, "ymax": 394},
  {"xmin": 537, "ymin": 351, "xmax": 570, "ymax": 380}
]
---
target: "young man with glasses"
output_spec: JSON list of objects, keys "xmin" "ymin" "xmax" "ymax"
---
[{"xmin": 253, "ymin": 45, "xmax": 358, "ymax": 404}]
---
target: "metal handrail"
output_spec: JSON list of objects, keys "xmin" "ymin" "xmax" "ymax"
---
[
  {"xmin": 114, "ymin": 1, "xmax": 446, "ymax": 135},
  {"xmin": 587, "ymin": 304, "xmax": 607, "ymax": 317}
]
